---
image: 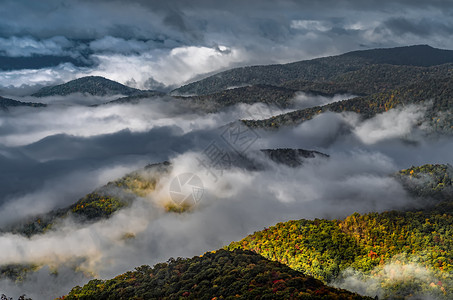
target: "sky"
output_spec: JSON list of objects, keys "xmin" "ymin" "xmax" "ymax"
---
[
  {"xmin": 1, "ymin": 0, "xmax": 453, "ymax": 91},
  {"xmin": 0, "ymin": 1, "xmax": 453, "ymax": 298}
]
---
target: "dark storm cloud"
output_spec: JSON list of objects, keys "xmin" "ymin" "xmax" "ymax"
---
[
  {"xmin": 1, "ymin": 0, "xmax": 453, "ymax": 90},
  {"xmin": 383, "ymin": 17, "xmax": 453, "ymax": 37},
  {"xmin": 1, "ymin": 0, "xmax": 452, "ymax": 45}
]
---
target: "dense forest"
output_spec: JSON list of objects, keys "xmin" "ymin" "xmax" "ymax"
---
[
  {"xmin": 59, "ymin": 249, "xmax": 372, "ymax": 300},
  {"xmin": 226, "ymin": 205, "xmax": 453, "ymax": 299},
  {"xmin": 281, "ymin": 63, "xmax": 453, "ymax": 96},
  {"xmin": 225, "ymin": 165, "xmax": 453, "ymax": 299}
]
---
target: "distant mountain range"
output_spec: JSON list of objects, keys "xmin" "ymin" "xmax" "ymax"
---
[
  {"xmin": 170, "ymin": 45, "xmax": 453, "ymax": 134},
  {"xmin": 243, "ymin": 76, "xmax": 453, "ymax": 133},
  {"xmin": 1, "ymin": 45, "xmax": 449, "ymax": 136},
  {"xmin": 0, "ymin": 96, "xmax": 46, "ymax": 110},
  {"xmin": 172, "ymin": 45, "xmax": 453, "ymax": 96},
  {"xmin": 31, "ymin": 76, "xmax": 144, "ymax": 97}
]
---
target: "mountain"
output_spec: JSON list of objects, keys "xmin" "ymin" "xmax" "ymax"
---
[
  {"xmin": 172, "ymin": 45, "xmax": 453, "ymax": 96},
  {"xmin": 0, "ymin": 96, "xmax": 46, "ymax": 110},
  {"xmin": 59, "ymin": 249, "xmax": 372, "ymax": 300},
  {"xmin": 225, "ymin": 166, "xmax": 453, "ymax": 299},
  {"xmin": 243, "ymin": 76, "xmax": 453, "ymax": 133},
  {"xmin": 31, "ymin": 76, "xmax": 143, "ymax": 97}
]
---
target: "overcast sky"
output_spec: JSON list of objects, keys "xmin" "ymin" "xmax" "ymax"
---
[{"xmin": 1, "ymin": 0, "xmax": 453, "ymax": 91}]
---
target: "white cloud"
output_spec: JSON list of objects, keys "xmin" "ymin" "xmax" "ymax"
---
[
  {"xmin": 291, "ymin": 20, "xmax": 331, "ymax": 32},
  {"xmin": 353, "ymin": 105, "xmax": 426, "ymax": 144},
  {"xmin": 89, "ymin": 45, "xmax": 245, "ymax": 89},
  {"xmin": 335, "ymin": 257, "xmax": 448, "ymax": 299},
  {"xmin": 0, "ymin": 44, "xmax": 246, "ymax": 91}
]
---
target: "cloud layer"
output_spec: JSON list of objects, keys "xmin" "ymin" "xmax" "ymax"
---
[
  {"xmin": 0, "ymin": 93, "xmax": 451, "ymax": 298},
  {"xmin": 1, "ymin": 0, "xmax": 453, "ymax": 90}
]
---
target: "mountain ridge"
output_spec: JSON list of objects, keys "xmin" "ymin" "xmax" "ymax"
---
[
  {"xmin": 172, "ymin": 45, "xmax": 453, "ymax": 96},
  {"xmin": 0, "ymin": 96, "xmax": 46, "ymax": 110},
  {"xmin": 243, "ymin": 76, "xmax": 453, "ymax": 133}
]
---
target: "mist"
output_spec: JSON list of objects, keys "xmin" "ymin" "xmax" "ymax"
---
[
  {"xmin": 333, "ymin": 255, "xmax": 450, "ymax": 300},
  {"xmin": 0, "ymin": 91, "xmax": 451, "ymax": 298}
]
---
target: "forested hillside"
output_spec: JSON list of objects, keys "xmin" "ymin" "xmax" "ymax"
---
[
  {"xmin": 243, "ymin": 77, "xmax": 453, "ymax": 133},
  {"xmin": 59, "ymin": 249, "xmax": 372, "ymax": 300},
  {"xmin": 226, "ymin": 165, "xmax": 453, "ymax": 299},
  {"xmin": 173, "ymin": 45, "xmax": 453, "ymax": 96},
  {"xmin": 281, "ymin": 63, "xmax": 453, "ymax": 96}
]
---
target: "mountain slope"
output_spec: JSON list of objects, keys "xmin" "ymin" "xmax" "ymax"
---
[
  {"xmin": 281, "ymin": 63, "xmax": 453, "ymax": 96},
  {"xmin": 31, "ymin": 76, "xmax": 142, "ymax": 97},
  {"xmin": 341, "ymin": 45, "xmax": 453, "ymax": 67},
  {"xmin": 0, "ymin": 96, "xmax": 46, "ymax": 110},
  {"xmin": 243, "ymin": 76, "xmax": 453, "ymax": 133},
  {"xmin": 173, "ymin": 45, "xmax": 453, "ymax": 96},
  {"xmin": 225, "ymin": 165, "xmax": 453, "ymax": 299},
  {"xmin": 59, "ymin": 249, "xmax": 372, "ymax": 300},
  {"xmin": 227, "ymin": 204, "xmax": 453, "ymax": 299}
]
